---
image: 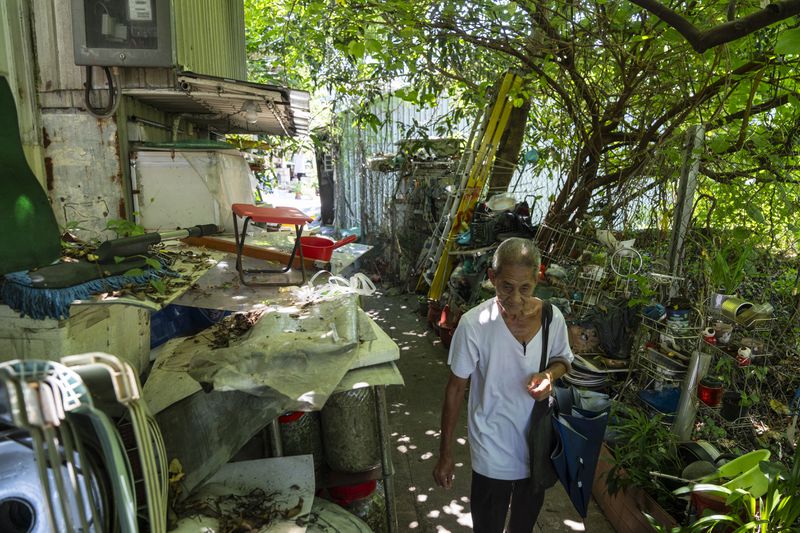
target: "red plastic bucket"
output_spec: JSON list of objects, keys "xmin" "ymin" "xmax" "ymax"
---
[
  {"xmin": 328, "ymin": 480, "xmax": 377, "ymax": 505},
  {"xmin": 300, "ymin": 235, "xmax": 358, "ymax": 261}
]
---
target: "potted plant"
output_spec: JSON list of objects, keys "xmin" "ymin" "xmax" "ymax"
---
[
  {"xmin": 292, "ymin": 180, "xmax": 304, "ymax": 199},
  {"xmin": 651, "ymin": 450, "xmax": 800, "ymax": 532},
  {"xmin": 720, "ymin": 390, "xmax": 758, "ymax": 422},
  {"xmin": 705, "ymin": 238, "xmax": 754, "ymax": 307},
  {"xmin": 596, "ymin": 404, "xmax": 681, "ymax": 531},
  {"xmin": 711, "ymin": 354, "xmax": 736, "ymax": 390}
]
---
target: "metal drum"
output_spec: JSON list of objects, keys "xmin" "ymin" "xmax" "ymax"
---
[
  {"xmin": 321, "ymin": 387, "xmax": 380, "ymax": 473},
  {"xmin": 720, "ymin": 297, "xmax": 752, "ymax": 322},
  {"xmin": 346, "ymin": 480, "xmax": 387, "ymax": 533},
  {"xmin": 278, "ymin": 411, "xmax": 323, "ymax": 476}
]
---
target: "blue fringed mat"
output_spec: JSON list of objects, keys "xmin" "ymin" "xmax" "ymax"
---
[{"xmin": 2, "ymin": 263, "xmax": 173, "ymax": 320}]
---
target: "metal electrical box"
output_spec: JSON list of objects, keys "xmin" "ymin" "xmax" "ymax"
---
[{"xmin": 71, "ymin": 0, "xmax": 172, "ymax": 67}]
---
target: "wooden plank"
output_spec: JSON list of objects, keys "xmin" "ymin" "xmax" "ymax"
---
[
  {"xmin": 33, "ymin": 0, "xmax": 83, "ymax": 93},
  {"xmin": 183, "ymin": 236, "xmax": 322, "ymax": 270}
]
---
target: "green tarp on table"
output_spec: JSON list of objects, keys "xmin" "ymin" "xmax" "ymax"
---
[{"xmin": 0, "ymin": 76, "xmax": 61, "ymax": 275}]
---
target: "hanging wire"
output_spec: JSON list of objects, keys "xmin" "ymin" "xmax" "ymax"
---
[{"xmin": 84, "ymin": 66, "xmax": 120, "ymax": 118}]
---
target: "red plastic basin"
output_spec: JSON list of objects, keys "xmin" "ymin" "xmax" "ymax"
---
[{"xmin": 300, "ymin": 235, "xmax": 357, "ymax": 261}]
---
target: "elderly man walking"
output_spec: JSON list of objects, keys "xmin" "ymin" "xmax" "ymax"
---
[{"xmin": 433, "ymin": 237, "xmax": 574, "ymax": 532}]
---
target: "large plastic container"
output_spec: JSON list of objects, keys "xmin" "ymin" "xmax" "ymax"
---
[
  {"xmin": 0, "ymin": 304, "xmax": 150, "ymax": 375},
  {"xmin": 715, "ymin": 449, "xmax": 771, "ymax": 497},
  {"xmin": 320, "ymin": 388, "xmax": 381, "ymax": 473}
]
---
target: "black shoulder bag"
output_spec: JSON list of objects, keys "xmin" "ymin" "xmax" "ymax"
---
[{"xmin": 527, "ymin": 301, "xmax": 560, "ymax": 491}]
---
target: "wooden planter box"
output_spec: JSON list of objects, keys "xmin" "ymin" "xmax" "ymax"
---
[{"xmin": 592, "ymin": 444, "xmax": 679, "ymax": 533}]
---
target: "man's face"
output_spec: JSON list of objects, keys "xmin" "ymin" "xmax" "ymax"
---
[{"xmin": 489, "ymin": 263, "xmax": 537, "ymax": 316}]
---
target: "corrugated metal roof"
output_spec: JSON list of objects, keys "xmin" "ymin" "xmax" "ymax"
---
[
  {"xmin": 173, "ymin": 0, "xmax": 247, "ymax": 80},
  {"xmin": 122, "ymin": 72, "xmax": 309, "ymax": 136}
]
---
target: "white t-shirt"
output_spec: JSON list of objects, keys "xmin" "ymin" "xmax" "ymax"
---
[{"xmin": 448, "ymin": 297, "xmax": 574, "ymax": 480}]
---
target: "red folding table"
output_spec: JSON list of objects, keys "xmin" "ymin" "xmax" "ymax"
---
[{"xmin": 231, "ymin": 204, "xmax": 313, "ymax": 285}]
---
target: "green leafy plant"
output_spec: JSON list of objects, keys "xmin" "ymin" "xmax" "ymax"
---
[
  {"xmin": 606, "ymin": 404, "xmax": 682, "ymax": 506},
  {"xmin": 706, "ymin": 239, "xmax": 754, "ymax": 295},
  {"xmin": 106, "ymin": 218, "xmax": 145, "ymax": 238},
  {"xmin": 739, "ymin": 390, "xmax": 760, "ymax": 408},
  {"xmin": 628, "ymin": 273, "xmax": 658, "ymax": 307},
  {"xmin": 713, "ymin": 355, "xmax": 737, "ymax": 390},
  {"xmin": 648, "ymin": 451, "xmax": 800, "ymax": 532},
  {"xmin": 695, "ymin": 415, "xmax": 728, "ymax": 441},
  {"xmin": 121, "ymin": 256, "xmax": 167, "ymax": 294}
]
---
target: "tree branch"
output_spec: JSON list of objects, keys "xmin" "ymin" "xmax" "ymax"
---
[
  {"xmin": 701, "ymin": 164, "xmax": 800, "ymax": 183},
  {"xmin": 706, "ymin": 93, "xmax": 792, "ymax": 131},
  {"xmin": 628, "ymin": 0, "xmax": 800, "ymax": 53}
]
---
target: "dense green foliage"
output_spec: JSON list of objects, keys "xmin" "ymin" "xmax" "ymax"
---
[{"xmin": 244, "ymin": 0, "xmax": 800, "ymax": 246}]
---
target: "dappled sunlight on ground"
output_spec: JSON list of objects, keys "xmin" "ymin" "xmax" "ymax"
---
[
  {"xmin": 563, "ymin": 519, "xmax": 586, "ymax": 531},
  {"xmin": 363, "ymin": 293, "xmax": 475, "ymax": 531}
]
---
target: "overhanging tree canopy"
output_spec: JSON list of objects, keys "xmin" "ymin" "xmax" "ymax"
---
[{"xmin": 245, "ymin": 0, "xmax": 800, "ymax": 242}]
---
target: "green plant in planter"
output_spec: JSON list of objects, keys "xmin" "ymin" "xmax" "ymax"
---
[
  {"xmin": 648, "ymin": 450, "xmax": 800, "ymax": 532},
  {"xmin": 628, "ymin": 273, "xmax": 658, "ymax": 307},
  {"xmin": 713, "ymin": 355, "xmax": 737, "ymax": 390},
  {"xmin": 606, "ymin": 404, "xmax": 683, "ymax": 507},
  {"xmin": 705, "ymin": 238, "xmax": 755, "ymax": 295}
]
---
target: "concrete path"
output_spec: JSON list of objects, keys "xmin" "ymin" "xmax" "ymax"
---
[{"xmin": 362, "ymin": 292, "xmax": 615, "ymax": 532}]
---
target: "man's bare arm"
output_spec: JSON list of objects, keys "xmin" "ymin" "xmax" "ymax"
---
[{"xmin": 433, "ymin": 371, "xmax": 468, "ymax": 488}]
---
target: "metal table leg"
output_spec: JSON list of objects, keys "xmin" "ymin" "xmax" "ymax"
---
[
  {"xmin": 374, "ymin": 385, "xmax": 397, "ymax": 533},
  {"xmin": 269, "ymin": 420, "xmax": 284, "ymax": 457}
]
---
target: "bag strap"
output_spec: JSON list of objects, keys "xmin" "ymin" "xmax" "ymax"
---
[{"xmin": 538, "ymin": 301, "xmax": 553, "ymax": 373}]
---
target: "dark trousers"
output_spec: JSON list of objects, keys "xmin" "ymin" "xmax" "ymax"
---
[{"xmin": 470, "ymin": 471, "xmax": 545, "ymax": 533}]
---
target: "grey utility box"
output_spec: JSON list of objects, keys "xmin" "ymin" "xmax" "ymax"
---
[{"xmin": 71, "ymin": 0, "xmax": 172, "ymax": 67}]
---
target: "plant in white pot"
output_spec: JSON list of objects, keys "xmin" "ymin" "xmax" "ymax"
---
[{"xmin": 705, "ymin": 238, "xmax": 754, "ymax": 309}]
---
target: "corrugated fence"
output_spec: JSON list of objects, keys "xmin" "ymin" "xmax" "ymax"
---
[{"xmin": 333, "ymin": 94, "xmax": 558, "ymax": 237}]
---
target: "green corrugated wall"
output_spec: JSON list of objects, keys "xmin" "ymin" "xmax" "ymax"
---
[{"xmin": 173, "ymin": 0, "xmax": 246, "ymax": 80}]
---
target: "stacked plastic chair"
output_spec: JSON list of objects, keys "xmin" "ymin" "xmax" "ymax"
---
[{"xmin": 0, "ymin": 353, "xmax": 167, "ymax": 532}]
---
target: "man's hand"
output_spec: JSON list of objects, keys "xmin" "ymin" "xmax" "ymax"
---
[
  {"xmin": 433, "ymin": 453, "xmax": 456, "ymax": 489},
  {"xmin": 527, "ymin": 371, "xmax": 553, "ymax": 401}
]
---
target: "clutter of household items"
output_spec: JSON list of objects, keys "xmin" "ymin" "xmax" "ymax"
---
[
  {"xmin": 0, "ymin": 75, "xmax": 397, "ymax": 531},
  {"xmin": 0, "ymin": 210, "xmax": 396, "ymax": 532}
]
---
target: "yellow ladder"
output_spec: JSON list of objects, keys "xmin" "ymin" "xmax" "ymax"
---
[{"xmin": 425, "ymin": 72, "xmax": 522, "ymax": 301}]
